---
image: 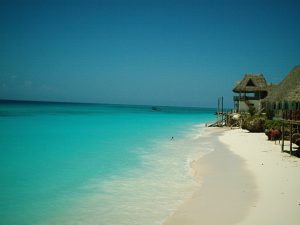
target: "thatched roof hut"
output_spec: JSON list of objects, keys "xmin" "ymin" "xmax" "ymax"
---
[
  {"xmin": 263, "ymin": 65, "xmax": 300, "ymax": 103},
  {"xmin": 232, "ymin": 74, "xmax": 271, "ymax": 112},
  {"xmin": 233, "ymin": 74, "xmax": 268, "ymax": 93},
  {"xmin": 263, "ymin": 65, "xmax": 300, "ymax": 120}
]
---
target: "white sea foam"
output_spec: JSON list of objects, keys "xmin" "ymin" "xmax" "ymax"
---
[{"xmin": 48, "ymin": 125, "xmax": 213, "ymax": 225}]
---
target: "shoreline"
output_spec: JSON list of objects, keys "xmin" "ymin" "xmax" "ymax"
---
[
  {"xmin": 163, "ymin": 127, "xmax": 257, "ymax": 225},
  {"xmin": 163, "ymin": 127, "xmax": 300, "ymax": 225}
]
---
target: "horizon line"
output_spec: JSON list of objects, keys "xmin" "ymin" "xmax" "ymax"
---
[{"xmin": 0, "ymin": 98, "xmax": 219, "ymax": 110}]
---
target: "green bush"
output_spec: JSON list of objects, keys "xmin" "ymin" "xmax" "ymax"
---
[
  {"xmin": 242, "ymin": 115, "xmax": 266, "ymax": 132},
  {"xmin": 265, "ymin": 120, "xmax": 282, "ymax": 130}
]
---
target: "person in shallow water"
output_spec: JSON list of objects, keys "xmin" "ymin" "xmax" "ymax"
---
[{"xmin": 170, "ymin": 136, "xmax": 174, "ymax": 140}]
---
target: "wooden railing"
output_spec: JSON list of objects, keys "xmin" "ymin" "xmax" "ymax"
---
[
  {"xmin": 282, "ymin": 110, "xmax": 300, "ymax": 121},
  {"xmin": 233, "ymin": 96, "xmax": 260, "ymax": 101}
]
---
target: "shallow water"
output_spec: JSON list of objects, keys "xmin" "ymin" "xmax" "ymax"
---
[{"xmin": 0, "ymin": 101, "xmax": 215, "ymax": 225}]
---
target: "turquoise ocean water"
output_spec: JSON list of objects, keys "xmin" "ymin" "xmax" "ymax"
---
[{"xmin": 0, "ymin": 101, "xmax": 215, "ymax": 225}]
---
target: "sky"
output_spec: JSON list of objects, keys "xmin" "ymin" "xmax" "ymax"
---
[{"xmin": 0, "ymin": 0, "xmax": 299, "ymax": 107}]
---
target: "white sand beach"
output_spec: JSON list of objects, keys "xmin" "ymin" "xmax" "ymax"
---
[{"xmin": 163, "ymin": 127, "xmax": 300, "ymax": 225}]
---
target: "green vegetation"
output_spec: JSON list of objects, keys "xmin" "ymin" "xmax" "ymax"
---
[
  {"xmin": 264, "ymin": 119, "xmax": 282, "ymax": 130},
  {"xmin": 241, "ymin": 113, "xmax": 267, "ymax": 132}
]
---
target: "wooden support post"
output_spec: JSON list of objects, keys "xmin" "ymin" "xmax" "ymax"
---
[
  {"xmin": 217, "ymin": 97, "xmax": 220, "ymax": 126},
  {"xmin": 290, "ymin": 122, "xmax": 293, "ymax": 155},
  {"xmin": 281, "ymin": 120, "xmax": 285, "ymax": 152},
  {"xmin": 221, "ymin": 96, "xmax": 224, "ymax": 126}
]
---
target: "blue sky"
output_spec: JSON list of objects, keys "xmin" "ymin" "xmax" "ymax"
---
[{"xmin": 0, "ymin": 0, "xmax": 299, "ymax": 107}]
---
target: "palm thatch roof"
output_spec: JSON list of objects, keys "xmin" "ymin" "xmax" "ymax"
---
[
  {"xmin": 266, "ymin": 84, "xmax": 278, "ymax": 92},
  {"xmin": 233, "ymin": 74, "xmax": 268, "ymax": 93},
  {"xmin": 263, "ymin": 65, "xmax": 300, "ymax": 102}
]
